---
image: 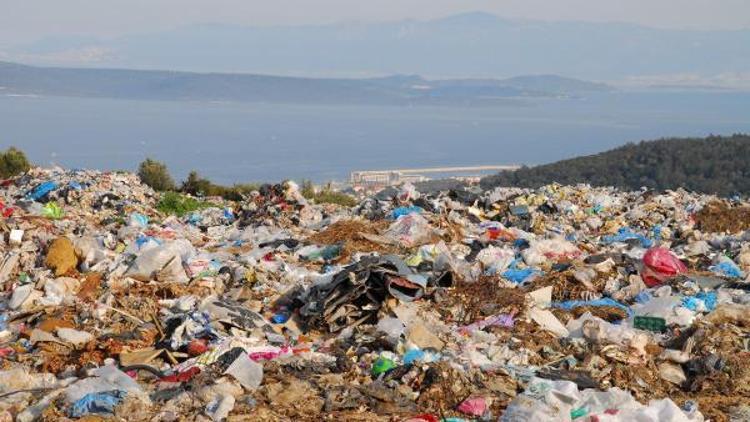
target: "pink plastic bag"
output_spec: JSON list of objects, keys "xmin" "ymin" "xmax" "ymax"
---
[
  {"xmin": 457, "ymin": 397, "xmax": 488, "ymax": 417},
  {"xmin": 641, "ymin": 247, "xmax": 687, "ymax": 287}
]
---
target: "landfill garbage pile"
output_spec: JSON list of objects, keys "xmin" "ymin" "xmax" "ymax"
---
[{"xmin": 2, "ymin": 167, "xmax": 750, "ymax": 421}]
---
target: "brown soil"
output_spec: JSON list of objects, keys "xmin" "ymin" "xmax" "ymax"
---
[
  {"xmin": 695, "ymin": 201, "xmax": 750, "ymax": 233},
  {"xmin": 307, "ymin": 219, "xmax": 400, "ymax": 260}
]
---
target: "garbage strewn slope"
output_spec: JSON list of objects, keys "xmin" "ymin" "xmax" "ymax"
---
[{"xmin": 1, "ymin": 167, "xmax": 750, "ymax": 421}]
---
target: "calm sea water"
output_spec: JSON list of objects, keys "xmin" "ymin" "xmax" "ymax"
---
[{"xmin": 1, "ymin": 91, "xmax": 748, "ymax": 184}]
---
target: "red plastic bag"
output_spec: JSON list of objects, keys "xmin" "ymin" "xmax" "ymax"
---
[
  {"xmin": 0, "ymin": 201, "xmax": 14, "ymax": 218},
  {"xmin": 641, "ymin": 247, "xmax": 687, "ymax": 287},
  {"xmin": 160, "ymin": 366, "xmax": 201, "ymax": 383}
]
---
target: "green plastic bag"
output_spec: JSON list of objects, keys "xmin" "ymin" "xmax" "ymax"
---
[
  {"xmin": 42, "ymin": 202, "xmax": 64, "ymax": 219},
  {"xmin": 371, "ymin": 356, "xmax": 397, "ymax": 376}
]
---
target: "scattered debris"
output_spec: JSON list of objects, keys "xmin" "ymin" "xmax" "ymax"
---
[{"xmin": 0, "ymin": 169, "xmax": 748, "ymax": 420}]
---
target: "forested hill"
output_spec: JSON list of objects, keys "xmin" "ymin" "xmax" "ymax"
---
[{"xmin": 480, "ymin": 135, "xmax": 750, "ymax": 196}]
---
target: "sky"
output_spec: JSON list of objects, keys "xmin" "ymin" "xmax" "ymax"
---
[{"xmin": 2, "ymin": 0, "xmax": 750, "ymax": 44}]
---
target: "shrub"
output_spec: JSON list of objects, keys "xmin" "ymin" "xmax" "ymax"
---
[
  {"xmin": 138, "ymin": 158, "xmax": 175, "ymax": 191},
  {"xmin": 181, "ymin": 170, "xmax": 259, "ymax": 200},
  {"xmin": 181, "ymin": 171, "xmax": 212, "ymax": 196},
  {"xmin": 0, "ymin": 147, "xmax": 31, "ymax": 178},
  {"xmin": 156, "ymin": 192, "xmax": 216, "ymax": 216},
  {"xmin": 300, "ymin": 180, "xmax": 316, "ymax": 199},
  {"xmin": 222, "ymin": 183, "xmax": 260, "ymax": 201},
  {"xmin": 313, "ymin": 189, "xmax": 358, "ymax": 207},
  {"xmin": 300, "ymin": 180, "xmax": 357, "ymax": 206}
]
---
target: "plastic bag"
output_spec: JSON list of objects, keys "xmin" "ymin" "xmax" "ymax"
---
[
  {"xmin": 69, "ymin": 390, "xmax": 126, "ymax": 418},
  {"xmin": 26, "ymin": 181, "xmax": 58, "ymax": 201},
  {"xmin": 125, "ymin": 240, "xmax": 194, "ymax": 283},
  {"xmin": 65, "ymin": 365, "xmax": 147, "ymax": 404},
  {"xmin": 392, "ymin": 206, "xmax": 423, "ymax": 219},
  {"xmin": 377, "ymin": 317, "xmax": 406, "ymax": 341},
  {"xmin": 708, "ymin": 256, "xmax": 744, "ymax": 278},
  {"xmin": 681, "ymin": 291, "xmax": 717, "ymax": 312},
  {"xmin": 457, "ymin": 397, "xmax": 488, "ymax": 417},
  {"xmin": 476, "ymin": 246, "xmax": 515, "ymax": 275},
  {"xmin": 128, "ymin": 212, "xmax": 149, "ymax": 227},
  {"xmin": 503, "ymin": 266, "xmax": 541, "ymax": 285},
  {"xmin": 602, "ymin": 227, "xmax": 653, "ymax": 248},
  {"xmin": 385, "ymin": 214, "xmax": 435, "ymax": 248},
  {"xmin": 398, "ymin": 182, "xmax": 420, "ymax": 202},
  {"xmin": 522, "ymin": 238, "xmax": 581, "ymax": 267},
  {"xmin": 502, "ymin": 377, "xmax": 703, "ymax": 422},
  {"xmin": 224, "ymin": 353, "xmax": 263, "ymax": 391},
  {"xmin": 41, "ymin": 202, "xmax": 64, "ymax": 219},
  {"xmin": 641, "ymin": 247, "xmax": 687, "ymax": 287}
]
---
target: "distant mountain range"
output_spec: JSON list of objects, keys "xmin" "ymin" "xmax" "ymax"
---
[
  {"xmin": 0, "ymin": 61, "xmax": 611, "ymax": 105},
  {"xmin": 3, "ymin": 12, "xmax": 749, "ymax": 85}
]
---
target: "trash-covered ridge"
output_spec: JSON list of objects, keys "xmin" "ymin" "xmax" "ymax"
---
[{"xmin": 1, "ymin": 167, "xmax": 750, "ymax": 421}]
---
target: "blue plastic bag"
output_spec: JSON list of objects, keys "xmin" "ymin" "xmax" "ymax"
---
[
  {"xmin": 682, "ymin": 291, "xmax": 717, "ymax": 312},
  {"xmin": 651, "ymin": 224, "xmax": 663, "ymax": 241},
  {"xmin": 223, "ymin": 208, "xmax": 235, "ymax": 222},
  {"xmin": 502, "ymin": 267, "xmax": 541, "ymax": 284},
  {"xmin": 552, "ymin": 298, "xmax": 632, "ymax": 318},
  {"xmin": 602, "ymin": 227, "xmax": 653, "ymax": 248},
  {"xmin": 135, "ymin": 235, "xmax": 161, "ymax": 249},
  {"xmin": 391, "ymin": 206, "xmax": 423, "ymax": 219},
  {"xmin": 129, "ymin": 212, "xmax": 149, "ymax": 227},
  {"xmin": 187, "ymin": 213, "xmax": 202, "ymax": 225},
  {"xmin": 69, "ymin": 390, "xmax": 126, "ymax": 418},
  {"xmin": 709, "ymin": 260, "xmax": 744, "ymax": 279},
  {"xmin": 26, "ymin": 181, "xmax": 58, "ymax": 201},
  {"xmin": 634, "ymin": 291, "xmax": 652, "ymax": 304},
  {"xmin": 271, "ymin": 313, "xmax": 290, "ymax": 324},
  {"xmin": 403, "ymin": 349, "xmax": 426, "ymax": 365}
]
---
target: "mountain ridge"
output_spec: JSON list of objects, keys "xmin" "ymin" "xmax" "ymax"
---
[
  {"xmin": 0, "ymin": 60, "xmax": 611, "ymax": 105},
  {"xmin": 4, "ymin": 12, "xmax": 749, "ymax": 82}
]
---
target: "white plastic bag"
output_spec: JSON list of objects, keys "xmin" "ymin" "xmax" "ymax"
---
[{"xmin": 125, "ymin": 240, "xmax": 194, "ymax": 283}]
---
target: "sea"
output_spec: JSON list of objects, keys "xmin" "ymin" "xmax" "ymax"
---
[{"xmin": 1, "ymin": 91, "xmax": 749, "ymax": 184}]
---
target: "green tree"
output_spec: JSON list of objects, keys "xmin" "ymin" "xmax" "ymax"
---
[
  {"xmin": 480, "ymin": 134, "xmax": 750, "ymax": 196},
  {"xmin": 137, "ymin": 158, "xmax": 175, "ymax": 191},
  {"xmin": 181, "ymin": 171, "xmax": 213, "ymax": 196},
  {"xmin": 0, "ymin": 147, "xmax": 31, "ymax": 178}
]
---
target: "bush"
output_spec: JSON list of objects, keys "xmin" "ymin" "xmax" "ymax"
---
[
  {"xmin": 300, "ymin": 180, "xmax": 316, "ymax": 199},
  {"xmin": 313, "ymin": 190, "xmax": 358, "ymax": 207},
  {"xmin": 223, "ymin": 183, "xmax": 260, "ymax": 201},
  {"xmin": 300, "ymin": 180, "xmax": 357, "ymax": 207},
  {"xmin": 181, "ymin": 170, "xmax": 258, "ymax": 200},
  {"xmin": 138, "ymin": 158, "xmax": 175, "ymax": 191},
  {"xmin": 181, "ymin": 171, "xmax": 212, "ymax": 196},
  {"xmin": 156, "ymin": 192, "xmax": 216, "ymax": 216},
  {"xmin": 0, "ymin": 147, "xmax": 31, "ymax": 178}
]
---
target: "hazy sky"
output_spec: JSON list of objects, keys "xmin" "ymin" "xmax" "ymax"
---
[{"xmin": 3, "ymin": 0, "xmax": 750, "ymax": 43}]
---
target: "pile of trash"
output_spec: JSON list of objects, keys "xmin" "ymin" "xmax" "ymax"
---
[{"xmin": 1, "ymin": 167, "xmax": 750, "ymax": 421}]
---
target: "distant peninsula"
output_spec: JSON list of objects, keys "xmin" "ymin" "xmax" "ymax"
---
[{"xmin": 0, "ymin": 61, "xmax": 611, "ymax": 106}]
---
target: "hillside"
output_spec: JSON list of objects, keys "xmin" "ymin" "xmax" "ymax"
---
[
  {"xmin": 480, "ymin": 134, "xmax": 750, "ymax": 196},
  {"xmin": 0, "ymin": 61, "xmax": 608, "ymax": 105}
]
